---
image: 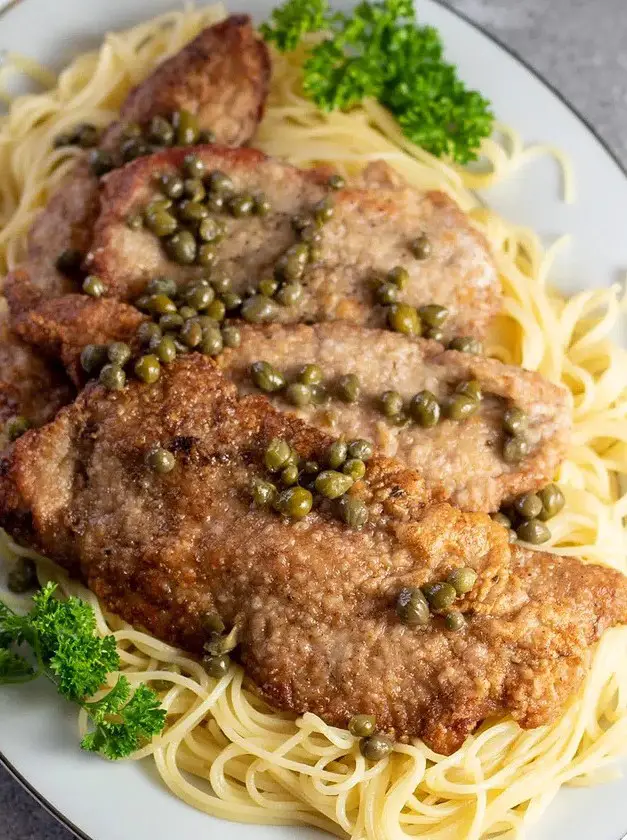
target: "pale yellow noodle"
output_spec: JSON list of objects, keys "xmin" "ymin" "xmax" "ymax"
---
[{"xmin": 1, "ymin": 7, "xmax": 626, "ymax": 840}]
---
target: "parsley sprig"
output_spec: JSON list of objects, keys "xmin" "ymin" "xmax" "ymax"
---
[
  {"xmin": 261, "ymin": 0, "xmax": 494, "ymax": 163},
  {"xmin": 0, "ymin": 583, "xmax": 166, "ymax": 759}
]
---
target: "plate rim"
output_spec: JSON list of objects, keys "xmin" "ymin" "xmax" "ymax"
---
[{"xmin": 0, "ymin": 1, "xmax": 626, "ymax": 839}]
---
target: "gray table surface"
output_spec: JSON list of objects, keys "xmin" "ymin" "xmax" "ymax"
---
[{"xmin": 1, "ymin": 0, "xmax": 626, "ymax": 838}]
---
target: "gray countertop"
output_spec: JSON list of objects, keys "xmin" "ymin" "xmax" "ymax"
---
[{"xmin": 1, "ymin": 1, "xmax": 626, "ymax": 838}]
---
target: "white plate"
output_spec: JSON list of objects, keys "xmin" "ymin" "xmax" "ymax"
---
[{"xmin": 1, "ymin": 1, "xmax": 627, "ymax": 839}]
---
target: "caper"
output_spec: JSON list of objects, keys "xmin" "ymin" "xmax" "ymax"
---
[
  {"xmin": 491, "ymin": 511, "xmax": 511, "ymax": 528},
  {"xmin": 198, "ymin": 128, "xmax": 217, "ymax": 144},
  {"xmin": 396, "ymin": 586, "xmax": 430, "ymax": 627},
  {"xmin": 456, "ymin": 380, "xmax": 482, "ymax": 401},
  {"xmin": 309, "ymin": 384, "xmax": 329, "ymax": 405},
  {"xmin": 178, "ymin": 200, "xmax": 209, "ymax": 224},
  {"xmin": 286, "ymin": 382, "xmax": 311, "ymax": 407},
  {"xmin": 148, "ymin": 293, "xmax": 177, "ymax": 315},
  {"xmin": 376, "ymin": 282, "xmax": 399, "ymax": 305},
  {"xmin": 537, "ymin": 484, "xmax": 565, "ymax": 521},
  {"xmin": 154, "ymin": 335, "xmax": 177, "ymax": 363},
  {"xmin": 449, "ymin": 336, "xmax": 483, "ymax": 355},
  {"xmin": 126, "ymin": 213, "xmax": 143, "ymax": 230},
  {"xmin": 427, "ymin": 328, "xmax": 445, "ymax": 343},
  {"xmin": 180, "ymin": 319, "xmax": 203, "ymax": 348},
  {"xmin": 348, "ymin": 714, "xmax": 375, "ymax": 737},
  {"xmin": 241, "ymin": 294, "xmax": 280, "ymax": 324},
  {"xmin": 156, "ymin": 172, "xmax": 184, "ymax": 201},
  {"xmin": 178, "ymin": 305, "xmax": 197, "ymax": 321},
  {"xmin": 197, "ymin": 243, "xmax": 218, "ymax": 267},
  {"xmin": 82, "ymin": 275, "xmax": 106, "ymax": 298},
  {"xmin": 265, "ymin": 438, "xmax": 291, "ymax": 472},
  {"xmin": 183, "ymin": 178, "xmax": 206, "ymax": 202},
  {"xmin": 146, "ymin": 209, "xmax": 178, "ymax": 237},
  {"xmin": 315, "ymin": 470, "xmax": 353, "ymax": 499},
  {"xmin": 408, "ymin": 391, "xmax": 440, "ymax": 427},
  {"xmin": 147, "ymin": 115, "xmax": 175, "ymax": 146},
  {"xmin": 337, "ymin": 373, "xmax": 360, "ymax": 403},
  {"xmin": 513, "ymin": 492, "xmax": 543, "ymax": 521},
  {"xmin": 229, "ymin": 194, "xmax": 255, "ymax": 217},
  {"xmin": 134, "ymin": 354, "xmax": 161, "ymax": 384},
  {"xmin": 503, "ymin": 436, "xmax": 531, "ymax": 463},
  {"xmin": 200, "ymin": 328, "xmax": 223, "ymax": 357},
  {"xmin": 348, "ymin": 439, "xmax": 373, "ymax": 461},
  {"xmin": 443, "ymin": 394, "xmax": 479, "ymax": 422},
  {"xmin": 99, "ymin": 363, "xmax": 126, "ymax": 390},
  {"xmin": 206, "ymin": 169, "xmax": 235, "ymax": 196},
  {"xmin": 165, "ymin": 230, "xmax": 197, "ymax": 265},
  {"xmin": 55, "ymin": 248, "xmax": 83, "ymax": 275},
  {"xmin": 80, "ymin": 343, "xmax": 108, "ymax": 374},
  {"xmin": 147, "ymin": 276, "xmax": 178, "ymax": 297},
  {"xmin": 388, "ymin": 266, "xmax": 409, "ymax": 289},
  {"xmin": 185, "ymin": 283, "xmax": 214, "ymax": 311},
  {"xmin": 422, "ymin": 581, "xmax": 457, "ymax": 611},
  {"xmin": 379, "ymin": 390, "xmax": 404, "ymax": 418},
  {"xmin": 183, "ymin": 153, "xmax": 205, "ymax": 179},
  {"xmin": 146, "ymin": 446, "xmax": 175, "ymax": 473},
  {"xmin": 276, "ymin": 282, "xmax": 303, "ymax": 307},
  {"xmin": 258, "ymin": 276, "xmax": 279, "ymax": 297},
  {"xmin": 7, "ymin": 557, "xmax": 37, "ymax": 593},
  {"xmin": 327, "ymin": 173, "xmax": 345, "ymax": 190},
  {"xmin": 252, "ymin": 477, "xmax": 277, "ymax": 507},
  {"xmin": 419, "ymin": 304, "xmax": 449, "ymax": 329},
  {"xmin": 276, "ymin": 243, "xmax": 309, "ymax": 281},
  {"xmin": 447, "ymin": 567, "xmax": 477, "ymax": 595},
  {"xmin": 198, "ymin": 217, "xmax": 224, "ymax": 243},
  {"xmin": 444, "ymin": 611, "xmax": 466, "ymax": 631},
  {"xmin": 411, "ymin": 234, "xmax": 431, "ymax": 259},
  {"xmin": 205, "ymin": 195, "xmax": 225, "ymax": 213},
  {"xmin": 88, "ymin": 148, "xmax": 115, "ymax": 177},
  {"xmin": 327, "ymin": 440, "xmax": 348, "ymax": 470},
  {"xmin": 172, "ymin": 108, "xmax": 199, "ymax": 145},
  {"xmin": 313, "ymin": 197, "xmax": 334, "ymax": 225},
  {"xmin": 121, "ymin": 137, "xmax": 151, "ymax": 163},
  {"xmin": 135, "ymin": 295, "xmax": 152, "ymax": 311},
  {"xmin": 360, "ymin": 735, "xmax": 393, "ymax": 762},
  {"xmin": 159, "ymin": 313, "xmax": 184, "ymax": 331},
  {"xmin": 222, "ymin": 291, "xmax": 242, "ymax": 312},
  {"xmin": 5, "ymin": 415, "xmax": 30, "ymax": 442},
  {"xmin": 107, "ymin": 342, "xmax": 131, "ymax": 367},
  {"xmin": 387, "ymin": 302, "xmax": 421, "ymax": 336},
  {"xmin": 337, "ymin": 495, "xmax": 369, "ymax": 529},
  {"xmin": 251, "ymin": 361, "xmax": 285, "ymax": 393},
  {"xmin": 202, "ymin": 654, "xmax": 230, "ymax": 678},
  {"xmin": 516, "ymin": 519, "xmax": 551, "ymax": 545},
  {"xmin": 342, "ymin": 458, "xmax": 366, "ymax": 481},
  {"xmin": 277, "ymin": 486, "xmax": 313, "ymax": 519},
  {"xmin": 253, "ymin": 193, "xmax": 272, "ymax": 215},
  {"xmin": 145, "ymin": 198, "xmax": 173, "ymax": 215},
  {"xmin": 206, "ymin": 299, "xmax": 226, "ymax": 322},
  {"xmin": 503, "ymin": 407, "xmax": 528, "ymax": 437},
  {"xmin": 221, "ymin": 325, "xmax": 241, "ymax": 348}
]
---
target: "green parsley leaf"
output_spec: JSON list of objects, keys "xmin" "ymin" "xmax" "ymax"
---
[
  {"xmin": 260, "ymin": 0, "xmax": 327, "ymax": 51},
  {"xmin": 0, "ymin": 648, "xmax": 35, "ymax": 683}
]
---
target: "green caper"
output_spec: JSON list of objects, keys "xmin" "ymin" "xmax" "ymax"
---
[
  {"xmin": 7, "ymin": 558, "xmax": 37, "ymax": 593},
  {"xmin": 409, "ymin": 391, "xmax": 440, "ymax": 427},
  {"xmin": 135, "ymin": 295, "xmax": 152, "ymax": 311},
  {"xmin": 327, "ymin": 440, "xmax": 348, "ymax": 469},
  {"xmin": 251, "ymin": 477, "xmax": 277, "ymax": 507},
  {"xmin": 206, "ymin": 170, "xmax": 235, "ymax": 196},
  {"xmin": 146, "ymin": 446, "xmax": 175, "ymax": 473},
  {"xmin": 443, "ymin": 394, "xmax": 479, "ymax": 422},
  {"xmin": 198, "ymin": 128, "xmax": 216, "ymax": 144},
  {"xmin": 99, "ymin": 363, "xmax": 126, "ymax": 390},
  {"xmin": 147, "ymin": 276, "xmax": 178, "ymax": 297},
  {"xmin": 503, "ymin": 436, "xmax": 531, "ymax": 463},
  {"xmin": 251, "ymin": 361, "xmax": 285, "ymax": 393},
  {"xmin": 159, "ymin": 313, "xmax": 184, "ymax": 331},
  {"xmin": 126, "ymin": 213, "xmax": 143, "ymax": 230},
  {"xmin": 147, "ymin": 115, "xmax": 175, "ymax": 146},
  {"xmin": 120, "ymin": 137, "xmax": 150, "ymax": 163},
  {"xmin": 360, "ymin": 735, "xmax": 393, "ymax": 761},
  {"xmin": 75, "ymin": 122, "xmax": 100, "ymax": 148},
  {"xmin": 158, "ymin": 172, "xmax": 185, "ymax": 200},
  {"xmin": 148, "ymin": 293, "xmax": 177, "ymax": 315},
  {"xmin": 342, "ymin": 458, "xmax": 366, "ymax": 481},
  {"xmin": 202, "ymin": 654, "xmax": 230, "ymax": 679},
  {"xmin": 276, "ymin": 486, "xmax": 313, "ymax": 519},
  {"xmin": 202, "ymin": 612, "xmax": 226, "ymax": 635},
  {"xmin": 315, "ymin": 470, "xmax": 353, "ymax": 499},
  {"xmin": 221, "ymin": 325, "xmax": 241, "ymax": 348},
  {"xmin": 279, "ymin": 464, "xmax": 298, "ymax": 486},
  {"xmin": 205, "ymin": 195, "xmax": 225, "ymax": 213},
  {"xmin": 80, "ymin": 343, "xmax": 108, "ymax": 374},
  {"xmin": 444, "ymin": 611, "xmax": 466, "ymax": 631},
  {"xmin": 411, "ymin": 234, "xmax": 431, "ymax": 259},
  {"xmin": 286, "ymin": 382, "xmax": 311, "ymax": 407},
  {"xmin": 241, "ymin": 294, "xmax": 280, "ymax": 324},
  {"xmin": 145, "ymin": 198, "xmax": 173, "ymax": 215},
  {"xmin": 107, "ymin": 342, "xmax": 131, "ymax": 367},
  {"xmin": 348, "ymin": 714, "xmax": 375, "ymax": 737},
  {"xmin": 396, "ymin": 586, "xmax": 430, "ymax": 627},
  {"xmin": 427, "ymin": 328, "xmax": 445, "ymax": 343},
  {"xmin": 197, "ymin": 244, "xmax": 218, "ymax": 267},
  {"xmin": 145, "ymin": 208, "xmax": 178, "ymax": 237},
  {"xmin": 276, "ymin": 243, "xmax": 309, "ymax": 281},
  {"xmin": 178, "ymin": 305, "xmax": 197, "ymax": 320},
  {"xmin": 154, "ymin": 335, "xmax": 177, "ymax": 363},
  {"xmin": 338, "ymin": 495, "xmax": 369, "ymax": 529},
  {"xmin": 491, "ymin": 512, "xmax": 512, "ymax": 528},
  {"xmin": 165, "ymin": 230, "xmax": 197, "ymax": 265},
  {"xmin": 183, "ymin": 153, "xmax": 205, "ymax": 179},
  {"xmin": 387, "ymin": 303, "xmax": 421, "ymax": 336},
  {"xmin": 197, "ymin": 217, "xmax": 224, "ymax": 243},
  {"xmin": 178, "ymin": 200, "xmax": 209, "ymax": 224},
  {"xmin": 419, "ymin": 304, "xmax": 449, "ymax": 329},
  {"xmin": 209, "ymin": 273, "xmax": 230, "ymax": 296},
  {"xmin": 337, "ymin": 374, "xmax": 360, "ymax": 403},
  {"xmin": 229, "ymin": 194, "xmax": 255, "ymax": 217},
  {"xmin": 55, "ymin": 248, "xmax": 83, "ymax": 275},
  {"xmin": 327, "ymin": 173, "xmax": 345, "ymax": 190},
  {"xmin": 185, "ymin": 283, "xmax": 214, "ymax": 311},
  {"xmin": 456, "ymin": 380, "xmax": 482, "ymax": 401},
  {"xmin": 180, "ymin": 319, "xmax": 203, "ymax": 348},
  {"xmin": 88, "ymin": 148, "xmax": 115, "ymax": 177},
  {"xmin": 265, "ymin": 438, "xmax": 291, "ymax": 472},
  {"xmin": 222, "ymin": 291, "xmax": 242, "ymax": 311},
  {"xmin": 200, "ymin": 327, "xmax": 223, "ymax": 357},
  {"xmin": 503, "ymin": 407, "xmax": 528, "ymax": 436},
  {"xmin": 206, "ymin": 299, "xmax": 226, "ymax": 322},
  {"xmin": 422, "ymin": 581, "xmax": 457, "ymax": 611},
  {"xmin": 449, "ymin": 336, "xmax": 483, "ymax": 355},
  {"xmin": 309, "ymin": 384, "xmax": 328, "ymax": 405},
  {"xmin": 376, "ymin": 282, "xmax": 399, "ymax": 305},
  {"xmin": 172, "ymin": 108, "xmax": 199, "ymax": 145},
  {"xmin": 258, "ymin": 276, "xmax": 279, "ymax": 297},
  {"xmin": 537, "ymin": 484, "xmax": 565, "ymax": 521},
  {"xmin": 183, "ymin": 178, "xmax": 206, "ymax": 202},
  {"xmin": 516, "ymin": 519, "xmax": 551, "ymax": 545},
  {"xmin": 82, "ymin": 275, "xmax": 106, "ymax": 298},
  {"xmin": 253, "ymin": 193, "xmax": 272, "ymax": 215},
  {"xmin": 5, "ymin": 415, "xmax": 30, "ymax": 442},
  {"xmin": 387, "ymin": 265, "xmax": 409, "ymax": 290},
  {"xmin": 380, "ymin": 390, "xmax": 404, "ymax": 418},
  {"xmin": 513, "ymin": 493, "xmax": 543, "ymax": 521},
  {"xmin": 348, "ymin": 439, "xmax": 373, "ymax": 461},
  {"xmin": 313, "ymin": 197, "xmax": 334, "ymax": 225},
  {"xmin": 134, "ymin": 354, "xmax": 161, "ymax": 384},
  {"xmin": 447, "ymin": 567, "xmax": 477, "ymax": 595},
  {"xmin": 276, "ymin": 283, "xmax": 303, "ymax": 307}
]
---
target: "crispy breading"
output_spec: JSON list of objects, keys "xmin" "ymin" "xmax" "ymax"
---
[{"xmin": 0, "ymin": 355, "xmax": 623, "ymax": 754}]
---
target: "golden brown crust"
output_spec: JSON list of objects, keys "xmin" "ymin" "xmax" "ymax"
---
[{"xmin": 0, "ymin": 356, "xmax": 623, "ymax": 753}]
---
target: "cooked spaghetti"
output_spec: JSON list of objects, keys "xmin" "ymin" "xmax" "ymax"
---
[{"xmin": 1, "ymin": 6, "xmax": 627, "ymax": 839}]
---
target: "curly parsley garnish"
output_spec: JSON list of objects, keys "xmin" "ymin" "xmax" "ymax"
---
[
  {"xmin": 261, "ymin": 0, "xmax": 494, "ymax": 163},
  {"xmin": 0, "ymin": 583, "xmax": 165, "ymax": 759}
]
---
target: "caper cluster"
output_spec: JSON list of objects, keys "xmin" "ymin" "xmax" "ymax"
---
[
  {"xmin": 250, "ymin": 360, "xmax": 361, "ymax": 407},
  {"xmin": 198, "ymin": 612, "xmax": 239, "ymax": 677},
  {"xmin": 252, "ymin": 436, "xmax": 373, "ymax": 528},
  {"xmin": 502, "ymin": 406, "xmax": 532, "ymax": 464},
  {"xmin": 492, "ymin": 483, "xmax": 564, "ymax": 545},
  {"xmin": 85, "ymin": 109, "xmax": 216, "ymax": 178},
  {"xmin": 348, "ymin": 714, "xmax": 394, "ymax": 762},
  {"xmin": 396, "ymin": 566, "xmax": 477, "ymax": 632},
  {"xmin": 380, "ymin": 379, "xmax": 483, "ymax": 429},
  {"xmin": 53, "ymin": 122, "xmax": 100, "ymax": 150}
]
